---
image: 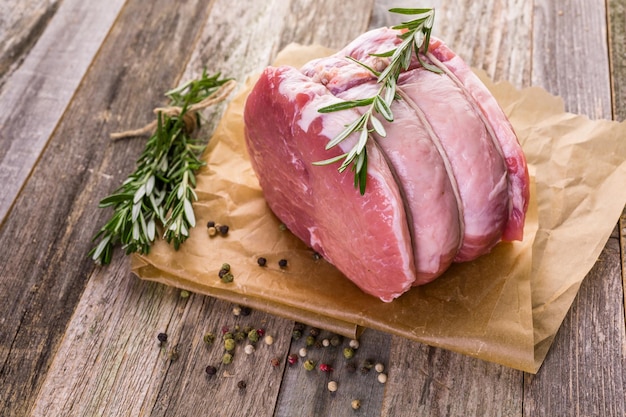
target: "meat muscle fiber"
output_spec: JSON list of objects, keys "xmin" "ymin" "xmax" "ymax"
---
[{"xmin": 243, "ymin": 28, "xmax": 529, "ymax": 302}]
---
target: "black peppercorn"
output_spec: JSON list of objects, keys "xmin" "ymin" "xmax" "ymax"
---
[
  {"xmin": 207, "ymin": 221, "xmax": 215, "ymax": 228},
  {"xmin": 205, "ymin": 365, "xmax": 217, "ymax": 376},
  {"xmin": 293, "ymin": 322, "xmax": 305, "ymax": 333},
  {"xmin": 237, "ymin": 380, "xmax": 247, "ymax": 389},
  {"xmin": 278, "ymin": 258, "xmax": 288, "ymax": 268},
  {"xmin": 218, "ymin": 225, "xmax": 229, "ymax": 236},
  {"xmin": 157, "ymin": 332, "xmax": 168, "ymax": 343},
  {"xmin": 240, "ymin": 306, "xmax": 252, "ymax": 316},
  {"xmin": 257, "ymin": 257, "xmax": 267, "ymax": 267},
  {"xmin": 309, "ymin": 327, "xmax": 320, "ymax": 337}
]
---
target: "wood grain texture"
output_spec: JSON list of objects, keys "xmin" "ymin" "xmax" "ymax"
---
[
  {"xmin": 381, "ymin": 343, "xmax": 522, "ymax": 416},
  {"xmin": 0, "ymin": 0, "xmax": 60, "ymax": 82},
  {"xmin": 532, "ymin": 0, "xmax": 612, "ymax": 118},
  {"xmin": 0, "ymin": 0, "xmax": 126, "ymax": 224},
  {"xmin": 0, "ymin": 0, "xmax": 213, "ymax": 414},
  {"xmin": 26, "ymin": 1, "xmax": 380, "ymax": 416},
  {"xmin": 0, "ymin": 1, "xmax": 623, "ymax": 416},
  {"xmin": 274, "ymin": 328, "xmax": 391, "ymax": 417},
  {"xmin": 523, "ymin": 237, "xmax": 626, "ymax": 417}
]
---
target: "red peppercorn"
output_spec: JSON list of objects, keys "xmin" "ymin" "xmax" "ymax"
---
[
  {"xmin": 256, "ymin": 328, "xmax": 265, "ymax": 337},
  {"xmin": 270, "ymin": 357, "xmax": 280, "ymax": 367},
  {"xmin": 287, "ymin": 354, "xmax": 298, "ymax": 365},
  {"xmin": 319, "ymin": 363, "xmax": 334, "ymax": 373},
  {"xmin": 221, "ymin": 326, "xmax": 230, "ymax": 335}
]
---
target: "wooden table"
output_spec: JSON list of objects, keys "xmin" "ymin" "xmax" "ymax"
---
[{"xmin": 1, "ymin": 1, "xmax": 624, "ymax": 416}]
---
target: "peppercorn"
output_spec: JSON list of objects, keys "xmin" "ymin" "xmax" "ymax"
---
[
  {"xmin": 375, "ymin": 363, "xmax": 385, "ymax": 373},
  {"xmin": 248, "ymin": 329, "xmax": 260, "ymax": 343},
  {"xmin": 157, "ymin": 332, "xmax": 168, "ymax": 344},
  {"xmin": 205, "ymin": 365, "xmax": 217, "ymax": 376},
  {"xmin": 298, "ymin": 347, "xmax": 307, "ymax": 357},
  {"xmin": 292, "ymin": 330, "xmax": 302, "ymax": 340},
  {"xmin": 349, "ymin": 339, "xmax": 360, "ymax": 350},
  {"xmin": 223, "ymin": 332, "xmax": 234, "ymax": 341},
  {"xmin": 244, "ymin": 344, "xmax": 255, "ymax": 355},
  {"xmin": 278, "ymin": 258, "xmax": 288, "ymax": 268},
  {"xmin": 305, "ymin": 335, "xmax": 316, "ymax": 347},
  {"xmin": 232, "ymin": 305, "xmax": 242, "ymax": 316},
  {"xmin": 351, "ymin": 399, "xmax": 361, "ymax": 410},
  {"xmin": 360, "ymin": 359, "xmax": 374, "ymax": 374},
  {"xmin": 240, "ymin": 306, "xmax": 252, "ymax": 316},
  {"xmin": 222, "ymin": 353, "xmax": 233, "ymax": 365},
  {"xmin": 377, "ymin": 373, "xmax": 388, "ymax": 384},
  {"xmin": 237, "ymin": 380, "xmax": 247, "ymax": 389},
  {"xmin": 270, "ymin": 357, "xmax": 280, "ymax": 367},
  {"xmin": 207, "ymin": 227, "xmax": 217, "ymax": 237},
  {"xmin": 224, "ymin": 338, "xmax": 236, "ymax": 352},
  {"xmin": 343, "ymin": 347, "xmax": 355, "ymax": 359},
  {"xmin": 293, "ymin": 322, "xmax": 306, "ymax": 332},
  {"xmin": 218, "ymin": 268, "xmax": 228, "ymax": 279},
  {"xmin": 327, "ymin": 380, "xmax": 338, "ymax": 392},
  {"xmin": 309, "ymin": 327, "xmax": 321, "ymax": 337},
  {"xmin": 180, "ymin": 289, "xmax": 190, "ymax": 298},
  {"xmin": 264, "ymin": 335, "xmax": 274, "ymax": 345},
  {"xmin": 257, "ymin": 257, "xmax": 267, "ymax": 267},
  {"xmin": 303, "ymin": 359, "xmax": 316, "ymax": 371},
  {"xmin": 203, "ymin": 332, "xmax": 216, "ymax": 345},
  {"xmin": 242, "ymin": 325, "xmax": 254, "ymax": 334},
  {"xmin": 287, "ymin": 354, "xmax": 298, "ymax": 365},
  {"xmin": 330, "ymin": 335, "xmax": 342, "ymax": 347},
  {"xmin": 207, "ymin": 221, "xmax": 216, "ymax": 228},
  {"xmin": 220, "ymin": 272, "xmax": 234, "ymax": 283},
  {"xmin": 218, "ymin": 224, "xmax": 230, "ymax": 236},
  {"xmin": 234, "ymin": 331, "xmax": 246, "ymax": 342},
  {"xmin": 256, "ymin": 328, "xmax": 266, "ymax": 338},
  {"xmin": 319, "ymin": 363, "xmax": 333, "ymax": 373},
  {"xmin": 221, "ymin": 326, "xmax": 230, "ymax": 335}
]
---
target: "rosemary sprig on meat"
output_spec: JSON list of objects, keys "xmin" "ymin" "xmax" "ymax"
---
[
  {"xmin": 90, "ymin": 71, "xmax": 234, "ymax": 265},
  {"xmin": 314, "ymin": 8, "xmax": 440, "ymax": 194}
]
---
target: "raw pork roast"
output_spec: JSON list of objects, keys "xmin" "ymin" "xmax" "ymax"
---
[{"xmin": 243, "ymin": 27, "xmax": 529, "ymax": 302}]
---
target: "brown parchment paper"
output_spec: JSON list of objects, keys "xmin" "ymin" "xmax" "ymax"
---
[{"xmin": 132, "ymin": 44, "xmax": 626, "ymax": 373}]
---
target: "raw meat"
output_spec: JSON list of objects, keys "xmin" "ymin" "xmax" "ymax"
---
[{"xmin": 243, "ymin": 27, "xmax": 529, "ymax": 301}]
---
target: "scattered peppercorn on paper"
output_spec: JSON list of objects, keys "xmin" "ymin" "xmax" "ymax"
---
[{"xmin": 132, "ymin": 44, "xmax": 626, "ymax": 374}]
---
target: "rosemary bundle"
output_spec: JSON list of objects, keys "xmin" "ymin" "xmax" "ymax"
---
[
  {"xmin": 90, "ymin": 71, "xmax": 234, "ymax": 265},
  {"xmin": 315, "ymin": 8, "xmax": 440, "ymax": 194}
]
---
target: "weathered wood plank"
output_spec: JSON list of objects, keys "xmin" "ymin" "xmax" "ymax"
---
[
  {"xmin": 0, "ymin": 0, "xmax": 126, "ymax": 224},
  {"xmin": 522, "ymin": 1, "xmax": 625, "ymax": 416},
  {"xmin": 0, "ymin": 0, "xmax": 214, "ymax": 414},
  {"xmin": 523, "ymin": 236, "xmax": 626, "ymax": 417},
  {"xmin": 532, "ymin": 0, "xmax": 612, "ymax": 118},
  {"xmin": 0, "ymin": 0, "xmax": 60, "ymax": 82},
  {"xmin": 29, "ymin": 1, "xmax": 380, "ymax": 416},
  {"xmin": 382, "ymin": 342, "xmax": 522, "ymax": 416},
  {"xmin": 274, "ymin": 328, "xmax": 391, "ymax": 417}
]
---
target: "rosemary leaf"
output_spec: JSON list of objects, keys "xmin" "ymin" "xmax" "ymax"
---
[
  {"xmin": 90, "ymin": 71, "xmax": 232, "ymax": 265},
  {"xmin": 315, "ymin": 7, "xmax": 440, "ymax": 194}
]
